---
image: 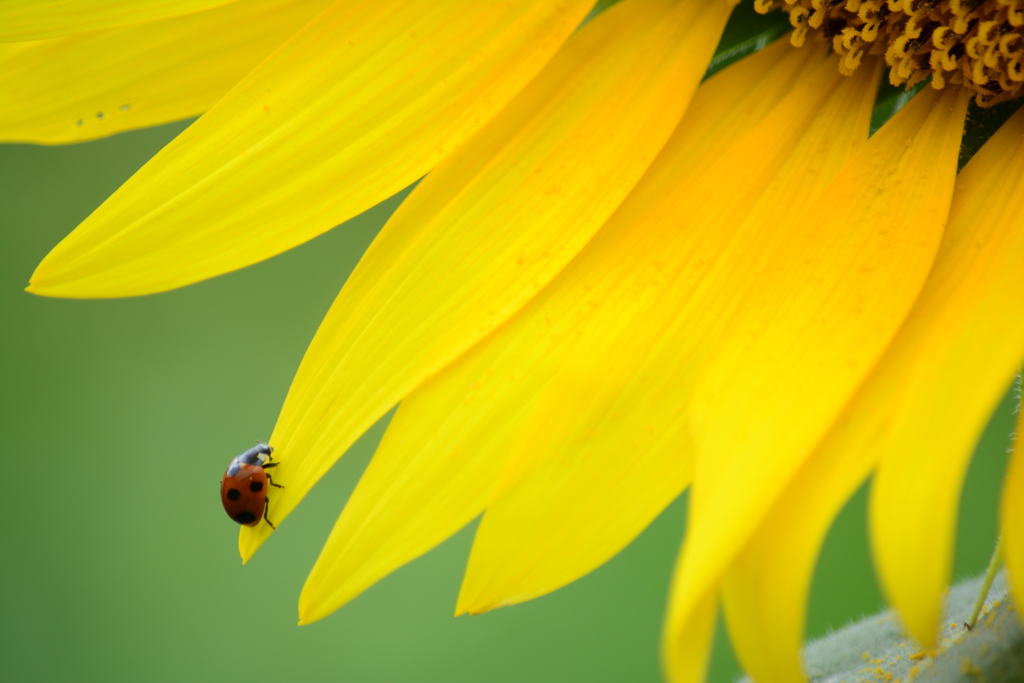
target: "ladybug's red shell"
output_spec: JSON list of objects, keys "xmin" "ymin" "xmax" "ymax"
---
[{"xmin": 220, "ymin": 460, "xmax": 268, "ymax": 527}]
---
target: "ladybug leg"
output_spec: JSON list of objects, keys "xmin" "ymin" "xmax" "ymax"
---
[
  {"xmin": 262, "ymin": 462, "xmax": 279, "ymax": 469},
  {"xmin": 265, "ymin": 471, "xmax": 285, "ymax": 489},
  {"xmin": 263, "ymin": 498, "xmax": 277, "ymax": 530}
]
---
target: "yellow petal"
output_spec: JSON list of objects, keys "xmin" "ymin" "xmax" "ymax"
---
[
  {"xmin": 0, "ymin": 0, "xmax": 334, "ymax": 144},
  {"xmin": 722, "ymin": 281, "xmax": 939, "ymax": 682},
  {"xmin": 298, "ymin": 35, "xmax": 803, "ymax": 623},
  {"xmin": 869, "ymin": 107, "xmax": 1024, "ymax": 647},
  {"xmin": 1003, "ymin": 393, "xmax": 1024, "ymax": 617},
  {"xmin": 722, "ymin": 401, "xmax": 886, "ymax": 683},
  {"xmin": 296, "ymin": 366, "xmax": 544, "ymax": 625},
  {"xmin": 672, "ymin": 88, "xmax": 967, "ymax": 656},
  {"xmin": 662, "ymin": 586, "xmax": 720, "ymax": 683},
  {"xmin": 242, "ymin": 0, "xmax": 733, "ymax": 562},
  {"xmin": 660, "ymin": 58, "xmax": 893, "ymax": 683},
  {"xmin": 720, "ymin": 191, "xmax": 1007, "ymax": 679},
  {"xmin": 456, "ymin": 373, "xmax": 695, "ymax": 615},
  {"xmin": 457, "ymin": 47, "xmax": 873, "ymax": 616},
  {"xmin": 27, "ymin": 0, "xmax": 594, "ymax": 297},
  {"xmin": 722, "ymin": 107, "xmax": 1024, "ymax": 682},
  {"xmin": 0, "ymin": 0, "xmax": 237, "ymax": 42}
]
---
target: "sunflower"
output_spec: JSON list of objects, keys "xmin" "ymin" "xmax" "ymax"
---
[{"xmin": 7, "ymin": 0, "xmax": 1024, "ymax": 681}]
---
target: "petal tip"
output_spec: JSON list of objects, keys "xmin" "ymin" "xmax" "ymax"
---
[
  {"xmin": 297, "ymin": 592, "xmax": 331, "ymax": 627},
  {"xmin": 238, "ymin": 526, "xmax": 269, "ymax": 563},
  {"xmin": 454, "ymin": 590, "xmax": 483, "ymax": 617},
  {"xmin": 452, "ymin": 597, "xmax": 479, "ymax": 617},
  {"xmin": 22, "ymin": 275, "xmax": 106, "ymax": 299},
  {"xmin": 24, "ymin": 279, "xmax": 56, "ymax": 298},
  {"xmin": 453, "ymin": 592, "xmax": 502, "ymax": 616}
]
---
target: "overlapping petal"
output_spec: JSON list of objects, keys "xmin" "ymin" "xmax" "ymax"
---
[
  {"xmin": 27, "ymin": 0, "xmax": 594, "ymax": 297},
  {"xmin": 295, "ymin": 362, "xmax": 545, "ymax": 624},
  {"xmin": 0, "ymin": 0, "xmax": 334, "ymax": 144},
  {"xmin": 295, "ymin": 38, "xmax": 833, "ymax": 624},
  {"xmin": 723, "ymin": 106, "xmax": 1024, "ymax": 682},
  {"xmin": 722, "ymin": 381, "xmax": 892, "ymax": 683},
  {"xmin": 241, "ymin": 0, "xmax": 734, "ymax": 562},
  {"xmin": 869, "ymin": 107, "xmax": 1024, "ymax": 646},
  {"xmin": 665, "ymin": 84, "xmax": 969, "ymax": 683},
  {"xmin": 0, "ymin": 0, "xmax": 238, "ymax": 42},
  {"xmin": 456, "ymin": 44, "xmax": 863, "ymax": 616},
  {"xmin": 655, "ymin": 57, "xmax": 880, "ymax": 682}
]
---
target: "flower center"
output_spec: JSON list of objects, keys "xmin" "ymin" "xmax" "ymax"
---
[{"xmin": 755, "ymin": 0, "xmax": 1024, "ymax": 105}]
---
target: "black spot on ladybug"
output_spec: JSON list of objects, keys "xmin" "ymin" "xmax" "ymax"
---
[
  {"xmin": 249, "ymin": 481, "xmax": 264, "ymax": 493},
  {"xmin": 227, "ymin": 488, "xmax": 241, "ymax": 501},
  {"xmin": 234, "ymin": 511, "xmax": 257, "ymax": 525}
]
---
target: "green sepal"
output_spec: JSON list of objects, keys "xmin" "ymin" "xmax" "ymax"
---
[{"xmin": 706, "ymin": 4, "xmax": 791, "ymax": 79}]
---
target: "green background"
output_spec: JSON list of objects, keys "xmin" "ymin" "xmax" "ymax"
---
[{"xmin": 0, "ymin": 120, "xmax": 1018, "ymax": 683}]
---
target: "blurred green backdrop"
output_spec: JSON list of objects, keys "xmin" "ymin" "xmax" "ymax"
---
[{"xmin": 0, "ymin": 121, "xmax": 1017, "ymax": 683}]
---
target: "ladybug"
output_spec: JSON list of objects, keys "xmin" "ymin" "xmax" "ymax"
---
[{"xmin": 220, "ymin": 442, "xmax": 283, "ymax": 529}]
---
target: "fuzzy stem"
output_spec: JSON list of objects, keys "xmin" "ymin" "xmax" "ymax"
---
[{"xmin": 967, "ymin": 535, "xmax": 1004, "ymax": 629}]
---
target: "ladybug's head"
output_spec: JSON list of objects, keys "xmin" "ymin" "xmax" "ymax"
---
[{"xmin": 236, "ymin": 442, "xmax": 274, "ymax": 467}]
